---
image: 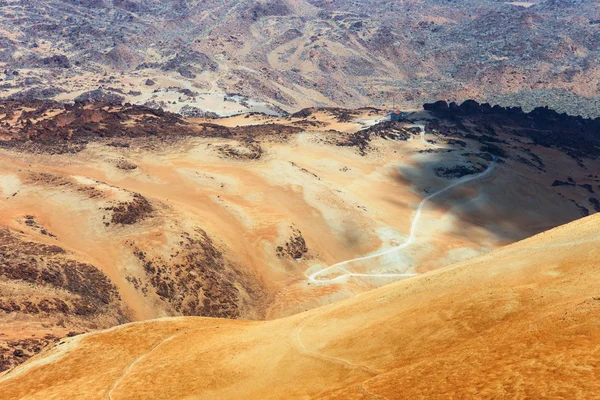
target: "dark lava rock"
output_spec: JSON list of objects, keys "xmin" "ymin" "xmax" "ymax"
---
[
  {"xmin": 552, "ymin": 180, "xmax": 576, "ymax": 187},
  {"xmin": 337, "ymin": 121, "xmax": 411, "ymax": 156},
  {"xmin": 8, "ymin": 86, "xmax": 65, "ymax": 101},
  {"xmin": 132, "ymin": 228, "xmax": 267, "ymax": 319},
  {"xmin": 145, "ymin": 79, "xmax": 155, "ymax": 86},
  {"xmin": 362, "ymin": 121, "xmax": 412, "ymax": 141},
  {"xmin": 480, "ymin": 143, "xmax": 507, "ymax": 158},
  {"xmin": 105, "ymin": 193, "xmax": 153, "ymax": 225},
  {"xmin": 424, "ymin": 100, "xmax": 450, "ymax": 113},
  {"xmin": 250, "ymin": 0, "xmax": 290, "ymax": 21},
  {"xmin": 424, "ymin": 99, "xmax": 600, "ymax": 162},
  {"xmin": 162, "ymin": 50, "xmax": 217, "ymax": 76},
  {"xmin": 40, "ymin": 55, "xmax": 71, "ymax": 69},
  {"xmin": 0, "ymin": 100, "xmax": 196, "ymax": 154},
  {"xmin": 178, "ymin": 105, "xmax": 218, "ymax": 119},
  {"xmin": 447, "ymin": 139, "xmax": 467, "ymax": 147},
  {"xmin": 276, "ymin": 227, "xmax": 308, "ymax": 259},
  {"xmin": 435, "ymin": 164, "xmax": 484, "ymax": 178},
  {"xmin": 75, "ymin": 89, "xmax": 124, "ymax": 105}
]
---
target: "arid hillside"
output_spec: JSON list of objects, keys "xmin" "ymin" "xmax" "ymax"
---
[
  {"xmin": 0, "ymin": 99, "xmax": 599, "ymax": 372},
  {"xmin": 1, "ymin": 211, "xmax": 599, "ymax": 399},
  {"xmin": 2, "ymin": 0, "xmax": 600, "ymax": 115}
]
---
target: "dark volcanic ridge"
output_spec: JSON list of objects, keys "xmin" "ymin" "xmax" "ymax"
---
[
  {"xmin": 424, "ymin": 100, "xmax": 600, "ymax": 164},
  {"xmin": 0, "ymin": 100, "xmax": 302, "ymax": 154}
]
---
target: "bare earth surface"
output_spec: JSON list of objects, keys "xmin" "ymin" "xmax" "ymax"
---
[
  {"xmin": 1, "ymin": 212, "xmax": 599, "ymax": 399},
  {"xmin": 1, "ymin": 0, "xmax": 600, "ymax": 394},
  {"xmin": 0, "ymin": 101, "xmax": 599, "ymax": 373}
]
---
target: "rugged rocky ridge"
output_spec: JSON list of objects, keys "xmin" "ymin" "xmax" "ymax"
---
[
  {"xmin": 0, "ymin": 100, "xmax": 193, "ymax": 152},
  {"xmin": 2, "ymin": 0, "xmax": 600, "ymax": 113},
  {"xmin": 424, "ymin": 100, "xmax": 600, "ymax": 163}
]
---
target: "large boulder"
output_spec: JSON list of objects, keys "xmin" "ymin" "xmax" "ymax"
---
[
  {"xmin": 75, "ymin": 89, "xmax": 125, "ymax": 105},
  {"xmin": 178, "ymin": 105, "xmax": 219, "ymax": 119}
]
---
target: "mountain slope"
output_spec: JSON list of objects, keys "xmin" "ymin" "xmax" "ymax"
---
[
  {"xmin": 1, "ymin": 100, "xmax": 599, "ymax": 373},
  {"xmin": 2, "ymin": 0, "xmax": 600, "ymax": 114},
  {"xmin": 1, "ymin": 213, "xmax": 599, "ymax": 399}
]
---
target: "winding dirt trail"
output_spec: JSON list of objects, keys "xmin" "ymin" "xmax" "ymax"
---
[{"xmin": 308, "ymin": 128, "xmax": 498, "ymax": 283}]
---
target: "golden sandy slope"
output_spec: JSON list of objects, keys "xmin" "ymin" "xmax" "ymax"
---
[
  {"xmin": 1, "ymin": 105, "xmax": 598, "ymax": 373},
  {"xmin": 1, "ymin": 213, "xmax": 598, "ymax": 399}
]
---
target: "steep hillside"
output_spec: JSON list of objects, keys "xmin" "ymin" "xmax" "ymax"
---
[{"xmin": 1, "ymin": 212, "xmax": 599, "ymax": 399}]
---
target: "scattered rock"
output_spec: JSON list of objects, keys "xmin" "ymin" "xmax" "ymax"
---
[
  {"xmin": 115, "ymin": 159, "xmax": 138, "ymax": 170},
  {"xmin": 40, "ymin": 55, "xmax": 71, "ymax": 69},
  {"xmin": 105, "ymin": 193, "xmax": 153, "ymax": 225},
  {"xmin": 276, "ymin": 227, "xmax": 308, "ymax": 259}
]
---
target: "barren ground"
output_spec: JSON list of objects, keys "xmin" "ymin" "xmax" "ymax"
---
[{"xmin": 1, "ymin": 210, "xmax": 598, "ymax": 399}]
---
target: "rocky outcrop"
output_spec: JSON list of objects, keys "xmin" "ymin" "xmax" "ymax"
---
[
  {"xmin": 160, "ymin": 50, "xmax": 217, "ymax": 78},
  {"xmin": 435, "ymin": 164, "xmax": 484, "ymax": 179},
  {"xmin": 0, "ymin": 336, "xmax": 59, "ymax": 372},
  {"xmin": 0, "ymin": 100, "xmax": 195, "ymax": 153},
  {"xmin": 74, "ymin": 89, "xmax": 125, "ymax": 105},
  {"xmin": 130, "ymin": 229, "xmax": 268, "ymax": 319},
  {"xmin": 276, "ymin": 227, "xmax": 308, "ymax": 259},
  {"xmin": 362, "ymin": 121, "xmax": 412, "ymax": 141},
  {"xmin": 39, "ymin": 55, "xmax": 71, "ymax": 69},
  {"xmin": 249, "ymin": 0, "xmax": 290, "ymax": 21},
  {"xmin": 0, "ymin": 228, "xmax": 128, "ymax": 372},
  {"xmin": 104, "ymin": 194, "xmax": 153, "ymax": 225},
  {"xmin": 178, "ymin": 105, "xmax": 219, "ymax": 119},
  {"xmin": 336, "ymin": 121, "xmax": 411, "ymax": 156},
  {"xmin": 291, "ymin": 107, "xmax": 361, "ymax": 122},
  {"xmin": 424, "ymin": 100, "xmax": 600, "ymax": 162},
  {"xmin": 7, "ymin": 86, "xmax": 65, "ymax": 101}
]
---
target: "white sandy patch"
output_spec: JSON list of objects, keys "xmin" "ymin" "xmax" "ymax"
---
[
  {"xmin": 0, "ymin": 174, "xmax": 21, "ymax": 196},
  {"xmin": 131, "ymin": 88, "xmax": 280, "ymax": 117},
  {"xmin": 374, "ymin": 226, "xmax": 410, "ymax": 247},
  {"xmin": 243, "ymin": 192, "xmax": 265, "ymax": 203},
  {"xmin": 71, "ymin": 176, "xmax": 132, "ymax": 201},
  {"xmin": 71, "ymin": 176, "xmax": 99, "ymax": 186},
  {"xmin": 506, "ymin": 1, "xmax": 536, "ymax": 7}
]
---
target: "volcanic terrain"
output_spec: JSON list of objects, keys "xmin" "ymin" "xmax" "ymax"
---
[
  {"xmin": 1, "ymin": 206, "xmax": 599, "ymax": 399},
  {"xmin": 2, "ymin": 0, "xmax": 600, "ymax": 115},
  {"xmin": 1, "ymin": 98, "xmax": 599, "ymax": 372}
]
